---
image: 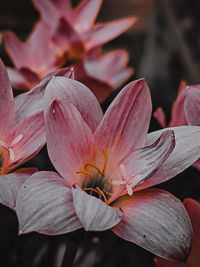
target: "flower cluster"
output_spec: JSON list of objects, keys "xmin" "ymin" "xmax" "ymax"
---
[{"xmin": 0, "ymin": 0, "xmax": 200, "ymax": 266}]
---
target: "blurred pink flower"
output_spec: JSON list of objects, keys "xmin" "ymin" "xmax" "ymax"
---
[
  {"xmin": 154, "ymin": 81, "xmax": 200, "ymax": 170},
  {"xmin": 4, "ymin": 22, "xmax": 59, "ymax": 89},
  {"xmin": 32, "ymin": 0, "xmax": 136, "ymax": 61},
  {"xmin": 74, "ymin": 48, "xmax": 134, "ymax": 102},
  {"xmin": 0, "ymin": 58, "xmax": 46, "ymax": 209},
  {"xmin": 155, "ymin": 198, "xmax": 200, "ymax": 267},
  {"xmin": 15, "ymin": 77, "xmax": 200, "ymax": 262},
  {"xmin": 4, "ymin": 0, "xmax": 135, "ymax": 92}
]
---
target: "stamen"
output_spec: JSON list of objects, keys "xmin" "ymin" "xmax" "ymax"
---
[
  {"xmin": 76, "ymin": 170, "xmax": 93, "ymax": 181},
  {"xmin": 96, "ymin": 187, "xmax": 107, "ymax": 202},
  {"xmin": 9, "ymin": 148, "xmax": 15, "ymax": 161},
  {"xmin": 103, "ymin": 189, "xmax": 113, "ymax": 196},
  {"xmin": 82, "ymin": 187, "xmax": 100, "ymax": 196},
  {"xmin": 11, "ymin": 134, "xmax": 23, "ymax": 147},
  {"xmin": 84, "ymin": 163, "xmax": 105, "ymax": 177},
  {"xmin": 102, "ymin": 149, "xmax": 108, "ymax": 176}
]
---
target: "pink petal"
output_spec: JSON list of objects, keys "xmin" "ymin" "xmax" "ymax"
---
[
  {"xmin": 141, "ymin": 126, "xmax": 200, "ymax": 190},
  {"xmin": 14, "ymin": 67, "xmax": 74, "ymax": 122},
  {"xmin": 25, "ymin": 22, "xmax": 56, "ymax": 72},
  {"xmin": 32, "ymin": 0, "xmax": 60, "ymax": 28},
  {"xmin": 169, "ymin": 81, "xmax": 187, "ymax": 127},
  {"xmin": 7, "ymin": 67, "xmax": 40, "ymax": 90},
  {"xmin": 82, "ymin": 49, "xmax": 133, "ymax": 88},
  {"xmin": 4, "ymin": 31, "xmax": 32, "ymax": 68},
  {"xmin": 83, "ymin": 17, "xmax": 137, "ymax": 50},
  {"xmin": 184, "ymin": 85, "xmax": 200, "ymax": 126},
  {"xmin": 71, "ymin": 0, "xmax": 103, "ymax": 32},
  {"xmin": 109, "ymin": 130, "xmax": 175, "ymax": 202},
  {"xmin": 75, "ymin": 73, "xmax": 113, "ymax": 103},
  {"xmin": 32, "ymin": 0, "xmax": 72, "ymax": 28},
  {"xmin": 72, "ymin": 185, "xmax": 122, "ymax": 231},
  {"xmin": 45, "ymin": 76, "xmax": 103, "ymax": 132},
  {"xmin": 0, "ymin": 59, "xmax": 15, "ymax": 137},
  {"xmin": 94, "ymin": 79, "xmax": 152, "ymax": 165},
  {"xmin": 16, "ymin": 171, "xmax": 82, "ymax": 235},
  {"xmin": 0, "ymin": 171, "xmax": 35, "ymax": 210},
  {"xmin": 45, "ymin": 98, "xmax": 95, "ymax": 185},
  {"xmin": 153, "ymin": 107, "xmax": 167, "ymax": 128},
  {"xmin": 112, "ymin": 188, "xmax": 192, "ymax": 262},
  {"xmin": 52, "ymin": 18, "xmax": 84, "ymax": 56},
  {"xmin": 155, "ymin": 199, "xmax": 200, "ymax": 266},
  {"xmin": 6, "ymin": 111, "xmax": 46, "ymax": 171}
]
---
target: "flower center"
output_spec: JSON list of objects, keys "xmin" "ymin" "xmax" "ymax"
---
[{"xmin": 76, "ymin": 149, "xmax": 114, "ymax": 204}]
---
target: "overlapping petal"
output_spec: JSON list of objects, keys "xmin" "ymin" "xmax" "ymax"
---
[
  {"xmin": 112, "ymin": 188, "xmax": 192, "ymax": 261},
  {"xmin": 44, "ymin": 77, "xmax": 103, "ymax": 132},
  {"xmin": 16, "ymin": 171, "xmax": 82, "ymax": 235},
  {"xmin": 15, "ymin": 67, "xmax": 74, "ymax": 122},
  {"xmin": 155, "ymin": 199, "xmax": 200, "ymax": 266},
  {"xmin": 45, "ymin": 99, "xmax": 95, "ymax": 184},
  {"xmin": 0, "ymin": 170, "xmax": 36, "ymax": 210},
  {"xmin": 6, "ymin": 111, "xmax": 46, "ymax": 171},
  {"xmin": 94, "ymin": 79, "xmax": 152, "ymax": 162},
  {"xmin": 139, "ymin": 126, "xmax": 200, "ymax": 190},
  {"xmin": 72, "ymin": 185, "xmax": 122, "ymax": 231}
]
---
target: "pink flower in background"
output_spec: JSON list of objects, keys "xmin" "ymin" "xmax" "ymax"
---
[
  {"xmin": 32, "ymin": 0, "xmax": 136, "ymax": 61},
  {"xmin": 74, "ymin": 48, "xmax": 134, "ymax": 102},
  {"xmin": 4, "ymin": 22, "xmax": 61, "ymax": 89},
  {"xmin": 154, "ymin": 81, "xmax": 200, "ymax": 170},
  {"xmin": 4, "ymin": 0, "xmax": 135, "ymax": 92},
  {"xmin": 15, "ymin": 77, "xmax": 200, "ymax": 262},
  {"xmin": 155, "ymin": 198, "xmax": 200, "ymax": 267},
  {"xmin": 0, "ymin": 58, "xmax": 46, "ymax": 209}
]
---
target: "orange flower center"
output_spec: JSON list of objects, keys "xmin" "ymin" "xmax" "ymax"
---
[{"xmin": 76, "ymin": 149, "xmax": 115, "ymax": 204}]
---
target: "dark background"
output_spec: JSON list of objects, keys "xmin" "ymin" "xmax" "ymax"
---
[{"xmin": 0, "ymin": 0, "xmax": 200, "ymax": 266}]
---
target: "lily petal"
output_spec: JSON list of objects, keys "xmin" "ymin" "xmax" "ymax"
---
[
  {"xmin": 155, "ymin": 199, "xmax": 200, "ymax": 266},
  {"xmin": 45, "ymin": 99, "xmax": 95, "ymax": 184},
  {"xmin": 0, "ymin": 59, "xmax": 15, "ymax": 137},
  {"xmin": 112, "ymin": 188, "xmax": 192, "ymax": 262},
  {"xmin": 6, "ymin": 111, "xmax": 46, "ymax": 171},
  {"xmin": 4, "ymin": 31, "xmax": 31, "ymax": 68},
  {"xmin": 184, "ymin": 85, "xmax": 200, "ymax": 126},
  {"xmin": 14, "ymin": 67, "xmax": 74, "ymax": 122},
  {"xmin": 139, "ymin": 126, "xmax": 200, "ymax": 190},
  {"xmin": 16, "ymin": 171, "xmax": 82, "ymax": 235},
  {"xmin": 71, "ymin": 0, "xmax": 103, "ymax": 32},
  {"xmin": 0, "ymin": 171, "xmax": 35, "ymax": 210},
  {"xmin": 7, "ymin": 67, "xmax": 40, "ymax": 90},
  {"xmin": 84, "ymin": 17, "xmax": 137, "ymax": 50},
  {"xmin": 109, "ymin": 130, "xmax": 175, "ymax": 202},
  {"xmin": 94, "ymin": 79, "xmax": 152, "ymax": 163},
  {"xmin": 72, "ymin": 185, "xmax": 122, "ymax": 231}
]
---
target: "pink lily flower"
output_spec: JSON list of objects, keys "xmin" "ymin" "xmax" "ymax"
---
[
  {"xmin": 74, "ymin": 48, "xmax": 134, "ymax": 102},
  {"xmin": 155, "ymin": 198, "xmax": 200, "ymax": 267},
  {"xmin": 4, "ymin": 21, "xmax": 62, "ymax": 90},
  {"xmin": 0, "ymin": 58, "xmax": 46, "ymax": 209},
  {"xmin": 15, "ymin": 77, "xmax": 200, "ymax": 261},
  {"xmin": 32, "ymin": 0, "xmax": 136, "ymax": 62},
  {"xmin": 154, "ymin": 81, "xmax": 200, "ymax": 170}
]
